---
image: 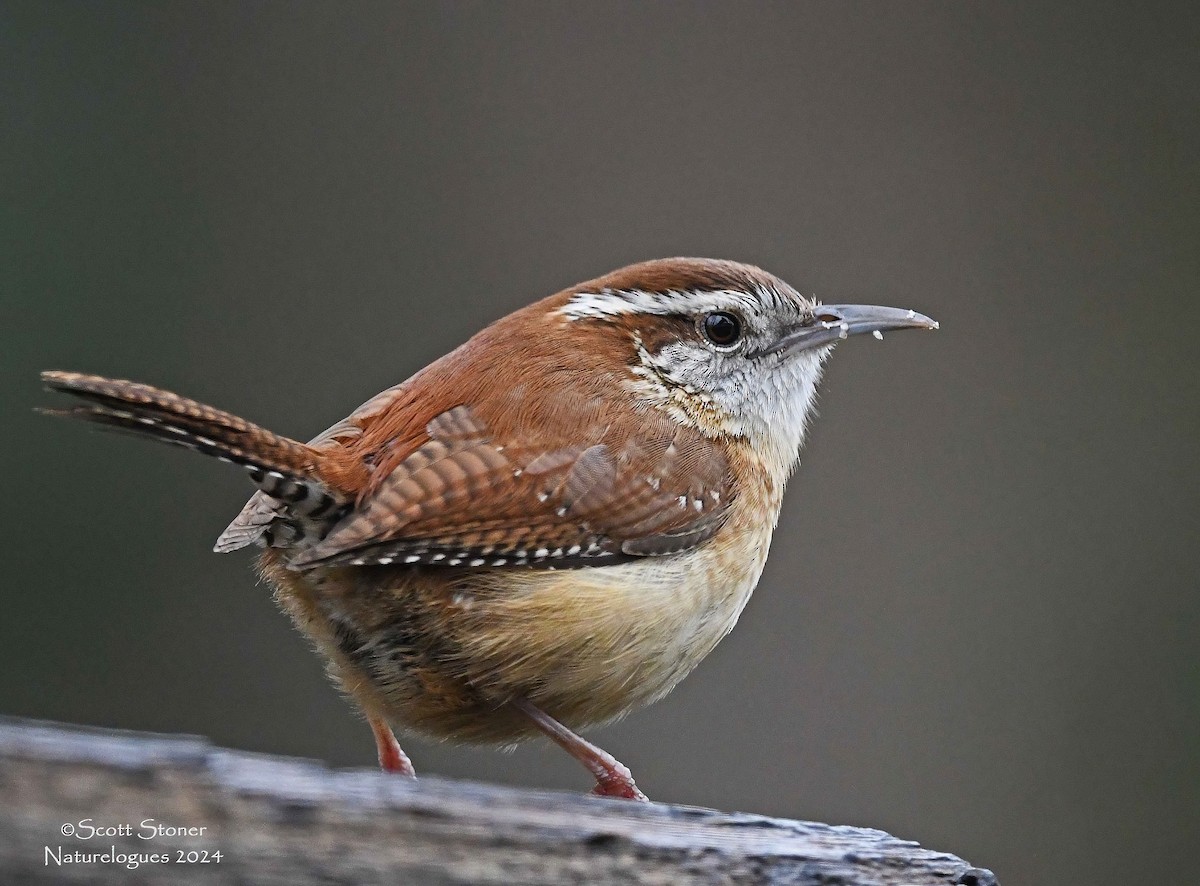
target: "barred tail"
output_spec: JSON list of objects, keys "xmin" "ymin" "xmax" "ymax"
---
[{"xmin": 39, "ymin": 370, "xmax": 334, "ymax": 511}]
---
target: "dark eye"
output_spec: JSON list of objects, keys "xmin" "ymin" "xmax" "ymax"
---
[{"xmin": 702, "ymin": 311, "xmax": 742, "ymax": 347}]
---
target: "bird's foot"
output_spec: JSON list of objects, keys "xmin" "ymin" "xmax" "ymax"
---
[
  {"xmin": 370, "ymin": 715, "xmax": 416, "ymax": 777},
  {"xmin": 591, "ymin": 765, "xmax": 649, "ymax": 801},
  {"xmin": 512, "ymin": 698, "xmax": 649, "ymax": 801}
]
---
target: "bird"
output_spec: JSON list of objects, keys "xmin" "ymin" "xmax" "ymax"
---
[{"xmin": 40, "ymin": 257, "xmax": 937, "ymax": 801}]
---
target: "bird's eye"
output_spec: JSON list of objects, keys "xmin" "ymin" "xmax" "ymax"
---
[{"xmin": 701, "ymin": 311, "xmax": 742, "ymax": 347}]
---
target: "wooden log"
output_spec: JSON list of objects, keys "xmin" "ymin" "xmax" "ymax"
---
[{"xmin": 0, "ymin": 716, "xmax": 997, "ymax": 885}]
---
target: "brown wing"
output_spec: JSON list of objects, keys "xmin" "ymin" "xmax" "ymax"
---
[{"xmin": 289, "ymin": 404, "xmax": 733, "ymax": 569}]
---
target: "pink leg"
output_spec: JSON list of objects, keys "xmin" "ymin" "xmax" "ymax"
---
[
  {"xmin": 369, "ymin": 715, "xmax": 415, "ymax": 777},
  {"xmin": 514, "ymin": 698, "xmax": 648, "ymax": 801}
]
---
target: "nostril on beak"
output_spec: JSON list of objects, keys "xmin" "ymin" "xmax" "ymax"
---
[{"xmin": 815, "ymin": 312, "xmax": 840, "ymax": 324}]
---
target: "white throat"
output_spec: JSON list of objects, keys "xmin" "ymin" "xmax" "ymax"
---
[{"xmin": 740, "ymin": 348, "xmax": 831, "ymax": 485}]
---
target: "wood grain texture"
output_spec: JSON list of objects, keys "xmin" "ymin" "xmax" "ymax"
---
[{"xmin": 0, "ymin": 717, "xmax": 998, "ymax": 886}]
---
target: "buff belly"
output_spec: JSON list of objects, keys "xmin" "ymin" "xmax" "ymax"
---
[{"xmin": 262, "ymin": 521, "xmax": 773, "ymax": 744}]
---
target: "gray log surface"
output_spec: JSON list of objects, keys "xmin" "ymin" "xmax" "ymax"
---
[{"xmin": 0, "ymin": 717, "xmax": 997, "ymax": 885}]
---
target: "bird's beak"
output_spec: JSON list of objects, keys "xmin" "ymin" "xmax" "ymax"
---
[{"xmin": 768, "ymin": 304, "xmax": 939, "ymax": 356}]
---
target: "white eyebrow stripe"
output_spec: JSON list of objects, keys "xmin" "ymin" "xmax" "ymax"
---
[{"xmin": 560, "ymin": 288, "xmax": 777, "ymax": 321}]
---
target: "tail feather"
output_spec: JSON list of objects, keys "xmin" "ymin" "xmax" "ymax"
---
[{"xmin": 40, "ymin": 371, "xmax": 344, "ymax": 520}]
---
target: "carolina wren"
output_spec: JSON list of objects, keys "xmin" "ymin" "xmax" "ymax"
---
[{"xmin": 42, "ymin": 257, "xmax": 937, "ymax": 800}]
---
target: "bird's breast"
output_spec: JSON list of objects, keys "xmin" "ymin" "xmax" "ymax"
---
[{"xmin": 443, "ymin": 467, "xmax": 784, "ymax": 726}]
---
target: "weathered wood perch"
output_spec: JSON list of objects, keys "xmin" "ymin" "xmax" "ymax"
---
[{"xmin": 0, "ymin": 717, "xmax": 996, "ymax": 885}]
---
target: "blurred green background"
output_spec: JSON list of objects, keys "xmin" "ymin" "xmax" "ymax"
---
[{"xmin": 4, "ymin": 3, "xmax": 1198, "ymax": 883}]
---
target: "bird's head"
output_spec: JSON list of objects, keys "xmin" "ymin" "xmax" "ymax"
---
[{"xmin": 556, "ymin": 257, "xmax": 938, "ymax": 476}]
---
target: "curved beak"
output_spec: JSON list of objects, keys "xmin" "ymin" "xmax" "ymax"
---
[{"xmin": 768, "ymin": 304, "xmax": 939, "ymax": 355}]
